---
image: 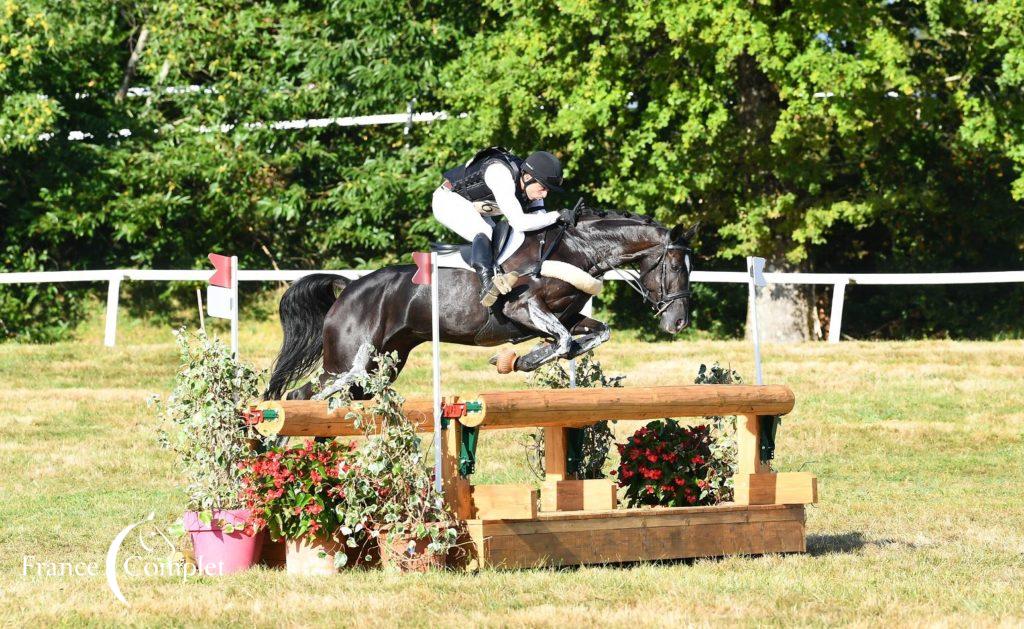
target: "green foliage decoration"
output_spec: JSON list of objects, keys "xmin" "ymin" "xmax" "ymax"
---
[
  {"xmin": 320, "ymin": 349, "xmax": 458, "ymax": 559},
  {"xmin": 152, "ymin": 328, "xmax": 266, "ymax": 513},
  {"xmin": 526, "ymin": 351, "xmax": 624, "ymax": 480}
]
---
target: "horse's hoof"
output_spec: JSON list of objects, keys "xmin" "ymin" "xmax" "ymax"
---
[{"xmin": 494, "ymin": 348, "xmax": 518, "ymax": 374}]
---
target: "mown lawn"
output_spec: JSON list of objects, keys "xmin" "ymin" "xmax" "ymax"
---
[{"xmin": 1, "ymin": 311, "xmax": 1022, "ymax": 626}]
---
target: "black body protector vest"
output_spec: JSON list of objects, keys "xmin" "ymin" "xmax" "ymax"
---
[{"xmin": 443, "ymin": 146, "xmax": 531, "ymax": 209}]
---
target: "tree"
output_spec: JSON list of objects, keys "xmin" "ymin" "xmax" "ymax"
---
[
  {"xmin": 429, "ymin": 0, "xmax": 1024, "ymax": 340},
  {"xmin": 1, "ymin": 0, "xmax": 481, "ymax": 339}
]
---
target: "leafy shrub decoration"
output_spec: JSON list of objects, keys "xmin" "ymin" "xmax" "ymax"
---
[
  {"xmin": 321, "ymin": 348, "xmax": 458, "ymax": 558},
  {"xmin": 526, "ymin": 351, "xmax": 623, "ymax": 479},
  {"xmin": 153, "ymin": 328, "xmax": 265, "ymax": 512},
  {"xmin": 693, "ymin": 362, "xmax": 742, "ymax": 503}
]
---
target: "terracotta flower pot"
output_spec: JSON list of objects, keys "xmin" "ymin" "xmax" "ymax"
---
[
  {"xmin": 182, "ymin": 509, "xmax": 264, "ymax": 576},
  {"xmin": 285, "ymin": 534, "xmax": 348, "ymax": 576},
  {"xmin": 378, "ymin": 530, "xmax": 446, "ymax": 573}
]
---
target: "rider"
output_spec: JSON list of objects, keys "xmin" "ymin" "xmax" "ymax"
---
[{"xmin": 433, "ymin": 147, "xmax": 567, "ymax": 306}]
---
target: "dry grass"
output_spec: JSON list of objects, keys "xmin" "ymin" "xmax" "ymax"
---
[{"xmin": 1, "ymin": 311, "xmax": 1022, "ymax": 626}]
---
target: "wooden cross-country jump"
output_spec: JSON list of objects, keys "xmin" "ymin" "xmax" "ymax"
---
[{"xmin": 245, "ymin": 384, "xmax": 818, "ymax": 569}]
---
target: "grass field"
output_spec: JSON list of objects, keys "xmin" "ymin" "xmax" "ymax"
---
[{"xmin": 1, "ymin": 310, "xmax": 1023, "ymax": 627}]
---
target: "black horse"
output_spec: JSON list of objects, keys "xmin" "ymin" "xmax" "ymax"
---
[{"xmin": 265, "ymin": 208, "xmax": 698, "ymax": 400}]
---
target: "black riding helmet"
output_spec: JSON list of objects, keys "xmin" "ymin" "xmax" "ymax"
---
[{"xmin": 522, "ymin": 151, "xmax": 564, "ymax": 191}]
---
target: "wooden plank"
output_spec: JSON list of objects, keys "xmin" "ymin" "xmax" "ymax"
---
[
  {"xmin": 540, "ymin": 479, "xmax": 617, "ymax": 512},
  {"xmin": 442, "ymin": 422, "xmax": 475, "ymax": 519},
  {"xmin": 471, "ymin": 484, "xmax": 538, "ymax": 520},
  {"xmin": 543, "ymin": 427, "xmax": 570, "ymax": 481},
  {"xmin": 734, "ymin": 472, "xmax": 818, "ymax": 506},
  {"xmin": 732, "ymin": 413, "xmax": 764, "ymax": 504},
  {"xmin": 471, "ymin": 508, "xmax": 806, "ymax": 568},
  {"xmin": 464, "ymin": 385, "xmax": 795, "ymax": 429},
  {"xmin": 473, "ymin": 504, "xmax": 804, "ymax": 536}
]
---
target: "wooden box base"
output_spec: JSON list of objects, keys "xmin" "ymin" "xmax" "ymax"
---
[{"xmin": 462, "ymin": 503, "xmax": 806, "ymax": 569}]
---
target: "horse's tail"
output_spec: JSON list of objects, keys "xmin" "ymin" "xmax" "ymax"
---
[{"xmin": 264, "ymin": 273, "xmax": 349, "ymax": 400}]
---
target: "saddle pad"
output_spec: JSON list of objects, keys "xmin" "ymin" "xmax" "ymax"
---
[{"xmin": 436, "ymin": 230, "xmax": 526, "ymax": 271}]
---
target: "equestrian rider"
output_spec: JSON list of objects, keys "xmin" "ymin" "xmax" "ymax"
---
[{"xmin": 433, "ymin": 147, "xmax": 569, "ymax": 306}]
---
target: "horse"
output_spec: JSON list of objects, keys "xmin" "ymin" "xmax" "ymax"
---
[{"xmin": 264, "ymin": 207, "xmax": 698, "ymax": 401}]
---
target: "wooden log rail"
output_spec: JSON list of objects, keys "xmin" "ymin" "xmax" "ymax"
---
[
  {"xmin": 244, "ymin": 384, "xmax": 816, "ymax": 519},
  {"xmin": 245, "ymin": 385, "xmax": 796, "ymax": 437},
  {"xmin": 462, "ymin": 385, "xmax": 795, "ymax": 428}
]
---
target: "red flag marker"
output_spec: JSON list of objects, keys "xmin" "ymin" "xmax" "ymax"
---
[
  {"xmin": 208, "ymin": 253, "xmax": 233, "ymax": 288},
  {"xmin": 411, "ymin": 252, "xmax": 432, "ymax": 285}
]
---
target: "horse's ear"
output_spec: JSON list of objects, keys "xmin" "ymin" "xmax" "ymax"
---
[{"xmin": 671, "ymin": 221, "xmax": 700, "ymax": 242}]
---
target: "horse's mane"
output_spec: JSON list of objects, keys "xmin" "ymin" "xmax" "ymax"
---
[{"xmin": 574, "ymin": 205, "xmax": 668, "ymax": 232}]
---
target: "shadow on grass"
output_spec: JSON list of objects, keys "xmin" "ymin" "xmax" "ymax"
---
[{"xmin": 807, "ymin": 531, "xmax": 911, "ymax": 555}]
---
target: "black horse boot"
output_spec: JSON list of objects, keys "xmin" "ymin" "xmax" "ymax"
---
[{"xmin": 472, "ymin": 233, "xmax": 500, "ymax": 307}]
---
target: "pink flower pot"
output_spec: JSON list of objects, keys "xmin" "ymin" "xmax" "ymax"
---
[{"xmin": 183, "ymin": 509, "xmax": 264, "ymax": 575}]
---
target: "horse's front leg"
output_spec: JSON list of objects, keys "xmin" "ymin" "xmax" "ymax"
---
[
  {"xmin": 495, "ymin": 295, "xmax": 575, "ymax": 372},
  {"xmin": 565, "ymin": 317, "xmax": 611, "ymax": 359}
]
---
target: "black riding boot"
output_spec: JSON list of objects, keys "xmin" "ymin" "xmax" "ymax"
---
[{"xmin": 471, "ymin": 233, "xmax": 500, "ymax": 307}]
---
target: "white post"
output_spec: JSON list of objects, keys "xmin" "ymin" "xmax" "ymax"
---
[
  {"xmin": 103, "ymin": 274, "xmax": 122, "ymax": 348},
  {"xmin": 747, "ymin": 257, "xmax": 767, "ymax": 385},
  {"xmin": 828, "ymin": 279, "xmax": 848, "ymax": 344},
  {"xmin": 430, "ymin": 252, "xmax": 443, "ymax": 494},
  {"xmin": 230, "ymin": 256, "xmax": 239, "ymax": 358}
]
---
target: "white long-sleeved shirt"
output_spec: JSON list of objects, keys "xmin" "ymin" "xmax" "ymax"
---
[{"xmin": 483, "ymin": 163, "xmax": 560, "ymax": 232}]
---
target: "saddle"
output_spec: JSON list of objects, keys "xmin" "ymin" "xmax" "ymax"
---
[{"xmin": 431, "ymin": 220, "xmax": 515, "ymax": 269}]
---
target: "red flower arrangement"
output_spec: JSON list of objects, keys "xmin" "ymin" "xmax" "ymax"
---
[
  {"xmin": 237, "ymin": 439, "xmax": 359, "ymax": 542},
  {"xmin": 614, "ymin": 420, "xmax": 717, "ymax": 508}
]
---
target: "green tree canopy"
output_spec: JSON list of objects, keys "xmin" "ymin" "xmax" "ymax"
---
[{"xmin": 2, "ymin": 0, "xmax": 1022, "ymax": 341}]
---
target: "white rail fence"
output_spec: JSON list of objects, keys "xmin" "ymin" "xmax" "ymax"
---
[{"xmin": 1, "ymin": 269, "xmax": 1022, "ymax": 346}]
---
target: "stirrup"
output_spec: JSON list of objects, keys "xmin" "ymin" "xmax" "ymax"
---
[
  {"xmin": 492, "ymin": 271, "xmax": 520, "ymax": 295},
  {"xmin": 480, "ymin": 284, "xmax": 500, "ymax": 307}
]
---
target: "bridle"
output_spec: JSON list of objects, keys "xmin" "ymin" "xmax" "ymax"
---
[{"xmin": 600, "ymin": 240, "xmax": 693, "ymax": 316}]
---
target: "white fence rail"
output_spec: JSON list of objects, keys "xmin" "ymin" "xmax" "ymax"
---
[{"xmin": 2, "ymin": 269, "xmax": 1022, "ymax": 346}]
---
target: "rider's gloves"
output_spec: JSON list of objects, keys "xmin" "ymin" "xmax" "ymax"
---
[{"xmin": 557, "ymin": 208, "xmax": 577, "ymax": 227}]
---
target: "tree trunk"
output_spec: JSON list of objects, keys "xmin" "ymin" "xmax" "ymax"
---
[{"xmin": 746, "ymin": 260, "xmax": 815, "ymax": 343}]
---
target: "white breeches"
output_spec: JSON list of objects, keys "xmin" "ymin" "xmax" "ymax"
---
[{"xmin": 432, "ymin": 186, "xmax": 494, "ymax": 242}]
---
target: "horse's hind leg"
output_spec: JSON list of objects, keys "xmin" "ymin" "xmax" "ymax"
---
[
  {"xmin": 314, "ymin": 342, "xmax": 375, "ymax": 400},
  {"xmin": 285, "ymin": 382, "xmax": 316, "ymax": 400}
]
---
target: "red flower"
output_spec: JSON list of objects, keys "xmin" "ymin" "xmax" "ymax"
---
[
  {"xmin": 646, "ymin": 453, "xmax": 659, "ymax": 463},
  {"xmin": 691, "ymin": 455, "xmax": 705, "ymax": 465}
]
